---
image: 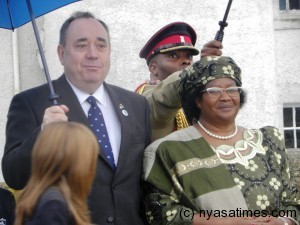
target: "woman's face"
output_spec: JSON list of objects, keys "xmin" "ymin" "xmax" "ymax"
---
[{"xmin": 196, "ymin": 78, "xmax": 241, "ymax": 124}]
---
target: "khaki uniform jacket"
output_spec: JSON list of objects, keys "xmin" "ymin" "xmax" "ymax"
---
[{"xmin": 135, "ymin": 71, "xmax": 189, "ymax": 141}]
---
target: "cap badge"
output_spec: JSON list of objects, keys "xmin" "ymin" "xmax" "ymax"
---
[{"xmin": 180, "ymin": 35, "xmax": 186, "ymax": 43}]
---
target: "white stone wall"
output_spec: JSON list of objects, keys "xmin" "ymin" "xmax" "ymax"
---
[
  {"xmin": 0, "ymin": 0, "xmax": 299, "ymax": 182},
  {"xmin": 0, "ymin": 30, "xmax": 14, "ymax": 178}
]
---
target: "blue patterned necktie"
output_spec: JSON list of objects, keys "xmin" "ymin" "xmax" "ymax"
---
[{"xmin": 87, "ymin": 96, "xmax": 116, "ymax": 170}]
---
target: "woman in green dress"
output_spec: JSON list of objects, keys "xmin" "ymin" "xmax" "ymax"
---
[{"xmin": 143, "ymin": 56, "xmax": 300, "ymax": 225}]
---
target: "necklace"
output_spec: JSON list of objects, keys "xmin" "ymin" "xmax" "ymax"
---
[{"xmin": 197, "ymin": 120, "xmax": 238, "ymax": 140}]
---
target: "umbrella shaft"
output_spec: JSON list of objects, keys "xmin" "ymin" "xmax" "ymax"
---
[
  {"xmin": 214, "ymin": 0, "xmax": 233, "ymax": 43},
  {"xmin": 26, "ymin": 0, "xmax": 59, "ymax": 105}
]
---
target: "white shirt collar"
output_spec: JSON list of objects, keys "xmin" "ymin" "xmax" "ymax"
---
[{"xmin": 66, "ymin": 78, "xmax": 107, "ymax": 107}]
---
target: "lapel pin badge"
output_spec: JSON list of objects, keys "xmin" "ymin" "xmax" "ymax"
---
[
  {"xmin": 119, "ymin": 104, "xmax": 128, "ymax": 116},
  {"xmin": 122, "ymin": 109, "xmax": 128, "ymax": 116}
]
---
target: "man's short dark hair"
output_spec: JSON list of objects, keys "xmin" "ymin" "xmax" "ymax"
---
[{"xmin": 59, "ymin": 11, "xmax": 110, "ymax": 46}]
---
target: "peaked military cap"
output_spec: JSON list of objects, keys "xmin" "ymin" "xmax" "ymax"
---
[{"xmin": 139, "ymin": 22, "xmax": 199, "ymax": 63}]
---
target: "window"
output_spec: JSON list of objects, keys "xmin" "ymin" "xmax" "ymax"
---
[
  {"xmin": 275, "ymin": 0, "xmax": 300, "ymax": 30},
  {"xmin": 280, "ymin": 0, "xmax": 300, "ymax": 10},
  {"xmin": 283, "ymin": 106, "xmax": 300, "ymax": 149}
]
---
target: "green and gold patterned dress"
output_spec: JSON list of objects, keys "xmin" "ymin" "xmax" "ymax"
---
[{"xmin": 143, "ymin": 126, "xmax": 300, "ymax": 225}]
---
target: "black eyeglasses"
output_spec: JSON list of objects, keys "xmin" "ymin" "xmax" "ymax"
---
[{"xmin": 200, "ymin": 87, "xmax": 242, "ymax": 98}]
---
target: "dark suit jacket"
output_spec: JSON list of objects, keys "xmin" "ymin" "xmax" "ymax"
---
[
  {"xmin": 0, "ymin": 188, "xmax": 15, "ymax": 225},
  {"xmin": 2, "ymin": 75, "xmax": 152, "ymax": 225},
  {"xmin": 24, "ymin": 187, "xmax": 72, "ymax": 225}
]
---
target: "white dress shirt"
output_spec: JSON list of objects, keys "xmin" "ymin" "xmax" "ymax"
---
[{"xmin": 66, "ymin": 79, "xmax": 121, "ymax": 165}]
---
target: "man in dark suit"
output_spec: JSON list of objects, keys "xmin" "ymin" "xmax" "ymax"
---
[{"xmin": 2, "ymin": 11, "xmax": 151, "ymax": 225}]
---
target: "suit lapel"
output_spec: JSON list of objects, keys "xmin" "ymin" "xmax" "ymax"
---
[
  {"xmin": 104, "ymin": 83, "xmax": 132, "ymax": 175},
  {"xmin": 54, "ymin": 76, "xmax": 88, "ymax": 125}
]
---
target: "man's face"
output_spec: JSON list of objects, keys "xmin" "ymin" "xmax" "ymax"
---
[
  {"xmin": 149, "ymin": 50, "xmax": 194, "ymax": 81},
  {"xmin": 58, "ymin": 18, "xmax": 110, "ymax": 93}
]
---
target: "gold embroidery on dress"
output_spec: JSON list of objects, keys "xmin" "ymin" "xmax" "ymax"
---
[
  {"xmin": 174, "ymin": 155, "xmax": 222, "ymax": 177},
  {"xmin": 170, "ymin": 168, "xmax": 183, "ymax": 198}
]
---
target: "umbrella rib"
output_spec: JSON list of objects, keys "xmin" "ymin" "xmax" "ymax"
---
[{"xmin": 7, "ymin": 0, "xmax": 15, "ymax": 29}]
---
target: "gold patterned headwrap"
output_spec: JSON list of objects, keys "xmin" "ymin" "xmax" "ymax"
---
[{"xmin": 179, "ymin": 56, "xmax": 242, "ymax": 98}]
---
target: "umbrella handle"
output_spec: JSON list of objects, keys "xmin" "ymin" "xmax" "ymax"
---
[
  {"xmin": 214, "ymin": 0, "xmax": 233, "ymax": 43},
  {"xmin": 26, "ymin": 0, "xmax": 59, "ymax": 105},
  {"xmin": 214, "ymin": 21, "xmax": 228, "ymax": 42},
  {"xmin": 214, "ymin": 30, "xmax": 224, "ymax": 43}
]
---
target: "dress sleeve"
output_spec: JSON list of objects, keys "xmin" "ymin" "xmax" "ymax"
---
[
  {"xmin": 143, "ymin": 182, "xmax": 194, "ymax": 225},
  {"xmin": 261, "ymin": 126, "xmax": 300, "ymax": 222},
  {"xmin": 279, "ymin": 145, "xmax": 300, "ymax": 222},
  {"xmin": 143, "ymin": 140, "xmax": 195, "ymax": 225}
]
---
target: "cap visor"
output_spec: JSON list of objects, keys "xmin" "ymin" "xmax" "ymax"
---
[{"xmin": 160, "ymin": 46, "xmax": 199, "ymax": 55}]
